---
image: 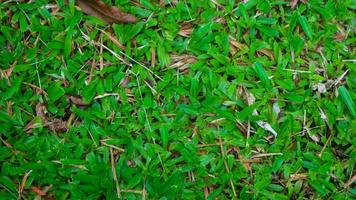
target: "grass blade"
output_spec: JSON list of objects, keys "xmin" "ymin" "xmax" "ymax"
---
[{"xmin": 338, "ymin": 86, "xmax": 356, "ymax": 117}]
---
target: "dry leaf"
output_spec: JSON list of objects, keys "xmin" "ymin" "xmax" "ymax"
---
[
  {"xmin": 257, "ymin": 121, "xmax": 278, "ymax": 137},
  {"xmin": 100, "ymin": 29, "xmax": 126, "ymax": 50},
  {"xmin": 66, "ymin": 94, "xmax": 90, "ymax": 107},
  {"xmin": 30, "ymin": 186, "xmax": 46, "ymax": 196},
  {"xmin": 169, "ymin": 54, "xmax": 197, "ymax": 72},
  {"xmin": 229, "ymin": 36, "xmax": 274, "ymax": 59},
  {"xmin": 36, "ymin": 103, "xmax": 49, "ymax": 123},
  {"xmin": 290, "ymin": 173, "xmax": 308, "ymax": 181},
  {"xmin": 291, "ymin": 0, "xmax": 299, "ymax": 9},
  {"xmin": 1, "ymin": 61, "xmax": 17, "ymax": 80},
  {"xmin": 244, "ymin": 90, "xmax": 278, "ymax": 137},
  {"xmin": 344, "ymin": 174, "xmax": 356, "ymax": 188},
  {"xmin": 291, "ymin": 0, "xmax": 307, "ymax": 9},
  {"xmin": 77, "ymin": 0, "xmax": 137, "ymax": 24},
  {"xmin": 27, "ymin": 103, "xmax": 67, "ymax": 134},
  {"xmin": 178, "ymin": 23, "xmax": 194, "ymax": 37},
  {"xmin": 229, "ymin": 36, "xmax": 248, "ymax": 55},
  {"xmin": 48, "ymin": 118, "xmax": 67, "ymax": 133}
]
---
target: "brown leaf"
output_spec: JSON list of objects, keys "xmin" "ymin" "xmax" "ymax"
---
[
  {"xmin": 66, "ymin": 94, "xmax": 90, "ymax": 107},
  {"xmin": 100, "ymin": 29, "xmax": 126, "ymax": 50},
  {"xmin": 291, "ymin": 0, "xmax": 299, "ymax": 9},
  {"xmin": 28, "ymin": 103, "xmax": 67, "ymax": 134},
  {"xmin": 48, "ymin": 118, "xmax": 67, "ymax": 134},
  {"xmin": 169, "ymin": 54, "xmax": 197, "ymax": 72},
  {"xmin": 36, "ymin": 103, "xmax": 49, "ymax": 123},
  {"xmin": 291, "ymin": 0, "xmax": 307, "ymax": 9},
  {"xmin": 77, "ymin": 0, "xmax": 137, "ymax": 24},
  {"xmin": 30, "ymin": 186, "xmax": 47, "ymax": 196},
  {"xmin": 178, "ymin": 23, "xmax": 194, "ymax": 37}
]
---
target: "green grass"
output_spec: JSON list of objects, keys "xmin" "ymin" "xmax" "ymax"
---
[{"xmin": 0, "ymin": 0, "xmax": 355, "ymax": 199}]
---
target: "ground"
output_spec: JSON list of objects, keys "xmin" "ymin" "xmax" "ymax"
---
[{"xmin": 0, "ymin": 0, "xmax": 355, "ymax": 199}]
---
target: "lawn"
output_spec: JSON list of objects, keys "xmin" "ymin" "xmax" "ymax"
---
[{"xmin": 0, "ymin": 0, "xmax": 355, "ymax": 199}]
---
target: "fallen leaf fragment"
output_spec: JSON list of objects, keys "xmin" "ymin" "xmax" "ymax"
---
[
  {"xmin": 169, "ymin": 54, "xmax": 197, "ymax": 72},
  {"xmin": 244, "ymin": 90, "xmax": 278, "ymax": 137},
  {"xmin": 27, "ymin": 103, "xmax": 67, "ymax": 134},
  {"xmin": 178, "ymin": 23, "xmax": 194, "ymax": 37},
  {"xmin": 30, "ymin": 186, "xmax": 47, "ymax": 196},
  {"xmin": 77, "ymin": 0, "xmax": 137, "ymax": 24},
  {"xmin": 256, "ymin": 121, "xmax": 278, "ymax": 137},
  {"xmin": 344, "ymin": 174, "xmax": 356, "ymax": 188},
  {"xmin": 48, "ymin": 118, "xmax": 67, "ymax": 133},
  {"xmin": 66, "ymin": 94, "xmax": 90, "ymax": 107}
]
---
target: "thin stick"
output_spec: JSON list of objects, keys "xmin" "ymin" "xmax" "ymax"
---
[
  {"xmin": 101, "ymin": 140, "xmax": 125, "ymax": 152},
  {"xmin": 19, "ymin": 170, "xmax": 32, "ymax": 199},
  {"xmin": 251, "ymin": 153, "xmax": 283, "ymax": 158},
  {"xmin": 319, "ymin": 134, "xmax": 332, "ymax": 157},
  {"xmin": 81, "ymin": 30, "xmax": 162, "ymax": 80},
  {"xmin": 121, "ymin": 189, "xmax": 143, "ymax": 194},
  {"xmin": 110, "ymin": 148, "xmax": 121, "ymax": 199}
]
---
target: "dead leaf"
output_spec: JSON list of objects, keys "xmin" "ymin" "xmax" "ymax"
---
[
  {"xmin": 36, "ymin": 103, "xmax": 49, "ymax": 123},
  {"xmin": 178, "ymin": 23, "xmax": 194, "ymax": 37},
  {"xmin": 229, "ymin": 36, "xmax": 248, "ymax": 55},
  {"xmin": 27, "ymin": 103, "xmax": 67, "ymax": 134},
  {"xmin": 290, "ymin": 173, "xmax": 308, "ymax": 181},
  {"xmin": 256, "ymin": 121, "xmax": 278, "ymax": 137},
  {"xmin": 119, "ymin": 76, "xmax": 130, "ymax": 87},
  {"xmin": 244, "ymin": 90, "xmax": 278, "ymax": 137},
  {"xmin": 48, "ymin": 118, "xmax": 67, "ymax": 133},
  {"xmin": 100, "ymin": 29, "xmax": 126, "ymax": 50},
  {"xmin": 66, "ymin": 94, "xmax": 90, "ymax": 107},
  {"xmin": 20, "ymin": 170, "xmax": 33, "ymax": 197},
  {"xmin": 291, "ymin": 0, "xmax": 299, "ymax": 9},
  {"xmin": 229, "ymin": 36, "xmax": 274, "ymax": 59},
  {"xmin": 77, "ymin": 0, "xmax": 137, "ymax": 24},
  {"xmin": 169, "ymin": 54, "xmax": 197, "ymax": 72},
  {"xmin": 30, "ymin": 186, "xmax": 46, "ymax": 196},
  {"xmin": 291, "ymin": 0, "xmax": 307, "ymax": 9},
  {"xmin": 7, "ymin": 101, "xmax": 13, "ymax": 115},
  {"xmin": 151, "ymin": 48, "xmax": 156, "ymax": 67},
  {"xmin": 2, "ymin": 61, "xmax": 17, "ymax": 80},
  {"xmin": 344, "ymin": 174, "xmax": 356, "ymax": 188}
]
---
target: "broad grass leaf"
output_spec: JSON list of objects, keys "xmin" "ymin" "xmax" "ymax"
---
[
  {"xmin": 48, "ymin": 84, "xmax": 65, "ymax": 102},
  {"xmin": 254, "ymin": 62, "xmax": 271, "ymax": 89},
  {"xmin": 338, "ymin": 86, "xmax": 356, "ymax": 117},
  {"xmin": 298, "ymin": 15, "xmax": 313, "ymax": 39}
]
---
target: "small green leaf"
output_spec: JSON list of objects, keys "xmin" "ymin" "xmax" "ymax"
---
[
  {"xmin": 3, "ymin": 78, "xmax": 22, "ymax": 100},
  {"xmin": 338, "ymin": 86, "xmax": 356, "ymax": 117},
  {"xmin": 82, "ymin": 81, "xmax": 97, "ymax": 103},
  {"xmin": 159, "ymin": 125, "xmax": 169, "ymax": 148},
  {"xmin": 254, "ymin": 62, "xmax": 271, "ymax": 89},
  {"xmin": 298, "ymin": 15, "xmax": 313, "ymax": 39},
  {"xmin": 64, "ymin": 30, "xmax": 75, "ymax": 58},
  {"xmin": 19, "ymin": 13, "xmax": 28, "ymax": 32},
  {"xmin": 48, "ymin": 83, "xmax": 65, "ymax": 102}
]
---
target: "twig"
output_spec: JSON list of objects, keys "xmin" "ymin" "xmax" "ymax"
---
[
  {"xmin": 101, "ymin": 140, "xmax": 125, "ymax": 152},
  {"xmin": 319, "ymin": 134, "xmax": 332, "ymax": 157},
  {"xmin": 81, "ymin": 30, "xmax": 162, "ymax": 80},
  {"xmin": 110, "ymin": 148, "xmax": 121, "ymax": 199},
  {"xmin": 334, "ymin": 69, "xmax": 349, "ymax": 86},
  {"xmin": 251, "ymin": 153, "xmax": 283, "ymax": 158},
  {"xmin": 121, "ymin": 189, "xmax": 143, "ymax": 194},
  {"xmin": 19, "ymin": 170, "xmax": 33, "ymax": 199}
]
